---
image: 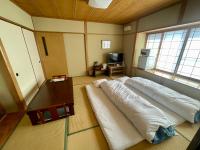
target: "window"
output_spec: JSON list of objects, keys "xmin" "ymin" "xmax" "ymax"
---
[
  {"xmin": 178, "ymin": 27, "xmax": 200, "ymax": 80},
  {"xmin": 156, "ymin": 30, "xmax": 187, "ymax": 73},
  {"xmin": 145, "ymin": 25, "xmax": 200, "ymax": 82},
  {"xmin": 146, "ymin": 33, "xmax": 162, "ymax": 57}
]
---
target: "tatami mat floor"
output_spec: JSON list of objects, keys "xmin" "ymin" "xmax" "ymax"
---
[
  {"xmin": 2, "ymin": 115, "xmax": 66, "ymax": 150},
  {"xmin": 1, "ymin": 76, "xmax": 199, "ymax": 150}
]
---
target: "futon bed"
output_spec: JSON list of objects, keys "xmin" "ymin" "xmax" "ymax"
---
[{"xmin": 85, "ymin": 77, "xmax": 200, "ymax": 150}]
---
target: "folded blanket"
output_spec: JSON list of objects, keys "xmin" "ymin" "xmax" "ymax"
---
[
  {"xmin": 116, "ymin": 76, "xmax": 129, "ymax": 83},
  {"xmin": 100, "ymin": 80, "xmax": 175, "ymax": 144},
  {"xmin": 125, "ymin": 77, "xmax": 200, "ymax": 123},
  {"xmin": 93, "ymin": 79, "xmax": 108, "ymax": 88}
]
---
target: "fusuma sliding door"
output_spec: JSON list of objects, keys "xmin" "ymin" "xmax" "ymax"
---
[
  {"xmin": 0, "ymin": 20, "xmax": 38, "ymax": 104},
  {"xmin": 22, "ymin": 29, "xmax": 45, "ymax": 87},
  {"xmin": 35, "ymin": 32, "xmax": 68, "ymax": 79}
]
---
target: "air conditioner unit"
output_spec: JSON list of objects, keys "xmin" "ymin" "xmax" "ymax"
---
[
  {"xmin": 88, "ymin": 0, "xmax": 112, "ymax": 9},
  {"xmin": 124, "ymin": 26, "xmax": 132, "ymax": 31}
]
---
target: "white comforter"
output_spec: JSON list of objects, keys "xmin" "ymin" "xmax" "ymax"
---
[
  {"xmin": 100, "ymin": 80, "xmax": 174, "ymax": 143},
  {"xmin": 125, "ymin": 77, "xmax": 200, "ymax": 123},
  {"xmin": 86, "ymin": 84, "xmax": 143, "ymax": 150}
]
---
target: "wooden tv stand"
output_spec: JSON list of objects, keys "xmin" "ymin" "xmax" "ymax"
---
[{"xmin": 108, "ymin": 64, "xmax": 125, "ymax": 76}]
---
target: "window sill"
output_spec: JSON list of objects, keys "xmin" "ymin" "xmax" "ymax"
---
[{"xmin": 146, "ymin": 69, "xmax": 200, "ymax": 90}]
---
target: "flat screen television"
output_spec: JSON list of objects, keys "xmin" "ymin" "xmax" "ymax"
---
[{"xmin": 107, "ymin": 53, "xmax": 123, "ymax": 64}]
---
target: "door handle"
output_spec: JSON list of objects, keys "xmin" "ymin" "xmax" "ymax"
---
[{"xmin": 42, "ymin": 36, "xmax": 48, "ymax": 56}]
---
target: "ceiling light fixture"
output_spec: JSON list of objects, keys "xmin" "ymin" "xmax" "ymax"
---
[{"xmin": 88, "ymin": 0, "xmax": 113, "ymax": 9}]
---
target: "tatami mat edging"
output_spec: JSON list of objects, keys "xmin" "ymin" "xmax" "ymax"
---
[
  {"xmin": 64, "ymin": 118, "xmax": 69, "ymax": 150},
  {"xmin": 175, "ymin": 130, "xmax": 191, "ymax": 142},
  {"xmin": 68, "ymin": 125, "xmax": 99, "ymax": 136}
]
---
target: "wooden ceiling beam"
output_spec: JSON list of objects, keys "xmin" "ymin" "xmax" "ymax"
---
[
  {"xmin": 73, "ymin": 0, "xmax": 77, "ymax": 18},
  {"xmin": 177, "ymin": 0, "xmax": 188, "ymax": 24}
]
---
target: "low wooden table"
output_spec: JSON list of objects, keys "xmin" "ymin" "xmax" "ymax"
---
[{"xmin": 27, "ymin": 77, "xmax": 74, "ymax": 125}]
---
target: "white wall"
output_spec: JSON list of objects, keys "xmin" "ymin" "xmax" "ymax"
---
[
  {"xmin": 137, "ymin": 4, "xmax": 181, "ymax": 32},
  {"xmin": 87, "ymin": 22, "xmax": 123, "ymax": 68},
  {"xmin": 182, "ymin": 0, "xmax": 200, "ymax": 24},
  {"xmin": 123, "ymin": 21, "xmax": 137, "ymax": 34},
  {"xmin": 64, "ymin": 34, "xmax": 86, "ymax": 77},
  {"xmin": 87, "ymin": 22, "xmax": 123, "ymax": 34},
  {"xmin": 125, "ymin": 0, "xmax": 200, "ymax": 33},
  {"xmin": 124, "ymin": 1, "xmax": 200, "ymax": 34},
  {"xmin": 32, "ymin": 17, "xmax": 84, "ymax": 33},
  {"xmin": 0, "ymin": 0, "xmax": 34, "ymax": 29},
  {"xmin": 87, "ymin": 34, "xmax": 123, "ymax": 67}
]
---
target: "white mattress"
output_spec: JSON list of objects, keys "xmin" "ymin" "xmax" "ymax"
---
[
  {"xmin": 85, "ymin": 84, "xmax": 185, "ymax": 150},
  {"xmin": 126, "ymin": 85, "xmax": 185, "ymax": 126},
  {"xmin": 86, "ymin": 84, "xmax": 144, "ymax": 150},
  {"xmin": 126, "ymin": 77, "xmax": 200, "ymax": 123},
  {"xmin": 100, "ymin": 80, "xmax": 175, "ymax": 143}
]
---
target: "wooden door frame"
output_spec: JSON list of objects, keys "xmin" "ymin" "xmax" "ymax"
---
[
  {"xmin": 0, "ymin": 39, "xmax": 26, "ymax": 110},
  {"xmin": 0, "ymin": 102, "xmax": 6, "ymax": 120}
]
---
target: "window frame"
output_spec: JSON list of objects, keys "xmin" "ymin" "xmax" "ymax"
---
[{"xmin": 145, "ymin": 25, "xmax": 200, "ymax": 83}]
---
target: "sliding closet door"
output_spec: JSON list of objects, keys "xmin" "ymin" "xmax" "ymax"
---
[
  {"xmin": 35, "ymin": 32, "xmax": 68, "ymax": 79},
  {"xmin": 22, "ymin": 29, "xmax": 45, "ymax": 87},
  {"xmin": 64, "ymin": 34, "xmax": 86, "ymax": 77},
  {"xmin": 0, "ymin": 20, "xmax": 38, "ymax": 104}
]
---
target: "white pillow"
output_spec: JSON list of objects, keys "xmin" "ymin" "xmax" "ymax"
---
[
  {"xmin": 116, "ymin": 76, "xmax": 129, "ymax": 83},
  {"xmin": 93, "ymin": 79, "xmax": 108, "ymax": 88}
]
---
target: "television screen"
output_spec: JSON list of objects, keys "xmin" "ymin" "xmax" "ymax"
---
[{"xmin": 107, "ymin": 53, "xmax": 123, "ymax": 64}]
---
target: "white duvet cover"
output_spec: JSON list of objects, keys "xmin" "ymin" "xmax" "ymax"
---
[
  {"xmin": 100, "ymin": 80, "xmax": 175, "ymax": 143},
  {"xmin": 125, "ymin": 77, "xmax": 200, "ymax": 123},
  {"xmin": 86, "ymin": 84, "xmax": 144, "ymax": 150},
  {"xmin": 127, "ymin": 85, "xmax": 185, "ymax": 125}
]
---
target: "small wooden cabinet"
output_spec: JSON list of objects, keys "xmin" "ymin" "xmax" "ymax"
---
[
  {"xmin": 92, "ymin": 65, "xmax": 107, "ymax": 77},
  {"xmin": 108, "ymin": 65, "xmax": 125, "ymax": 76}
]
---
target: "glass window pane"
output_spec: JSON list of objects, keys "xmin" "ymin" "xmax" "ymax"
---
[
  {"xmin": 184, "ymin": 58, "xmax": 196, "ymax": 66},
  {"xmin": 196, "ymin": 61, "xmax": 200, "ymax": 67},
  {"xmin": 192, "ymin": 68, "xmax": 200, "ymax": 76},
  {"xmin": 153, "ymin": 42, "xmax": 160, "ymax": 48},
  {"xmin": 148, "ymin": 34, "xmax": 155, "ymax": 42},
  {"xmin": 178, "ymin": 27, "xmax": 200, "ymax": 80},
  {"xmin": 146, "ymin": 33, "xmax": 162, "ymax": 57},
  {"xmin": 156, "ymin": 29, "xmax": 187, "ymax": 73}
]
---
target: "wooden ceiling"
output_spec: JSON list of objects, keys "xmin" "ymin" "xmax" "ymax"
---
[{"xmin": 11, "ymin": 0, "xmax": 181, "ymax": 24}]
